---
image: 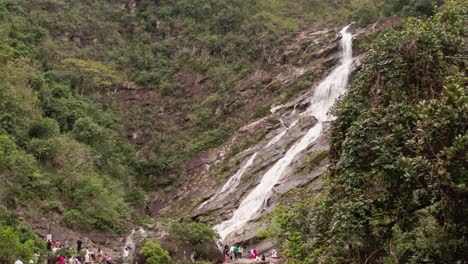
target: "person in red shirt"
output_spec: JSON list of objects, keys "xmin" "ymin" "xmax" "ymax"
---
[{"xmin": 59, "ymin": 255, "xmax": 65, "ymax": 264}]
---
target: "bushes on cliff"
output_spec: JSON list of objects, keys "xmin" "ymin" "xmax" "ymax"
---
[
  {"xmin": 324, "ymin": 1, "xmax": 466, "ymax": 262},
  {"xmin": 267, "ymin": 1, "xmax": 467, "ymax": 262},
  {"xmin": 0, "ymin": 0, "xmax": 136, "ymax": 232},
  {"xmin": 349, "ymin": 0, "xmax": 444, "ymax": 26}
]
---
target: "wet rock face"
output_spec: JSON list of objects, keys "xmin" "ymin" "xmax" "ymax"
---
[
  {"xmin": 191, "ymin": 115, "xmax": 318, "ymax": 222},
  {"xmin": 143, "ymin": 17, "xmax": 399, "ymax": 255},
  {"xmin": 145, "ymin": 26, "xmax": 344, "ymax": 241}
]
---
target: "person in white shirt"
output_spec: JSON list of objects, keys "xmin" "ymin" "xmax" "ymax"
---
[
  {"xmin": 123, "ymin": 247, "xmax": 129, "ymax": 263},
  {"xmin": 272, "ymin": 249, "xmax": 278, "ymax": 258},
  {"xmin": 229, "ymin": 246, "xmax": 235, "ymax": 260},
  {"xmin": 14, "ymin": 258, "xmax": 24, "ymax": 264}
]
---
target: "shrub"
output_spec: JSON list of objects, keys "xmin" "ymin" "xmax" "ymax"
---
[
  {"xmin": 139, "ymin": 240, "xmax": 171, "ymax": 264},
  {"xmin": 0, "ymin": 134, "xmax": 18, "ymax": 168},
  {"xmin": 28, "ymin": 118, "xmax": 60, "ymax": 139},
  {"xmin": 62, "ymin": 209, "xmax": 96, "ymax": 231},
  {"xmin": 0, "ymin": 206, "xmax": 45, "ymax": 263},
  {"xmin": 169, "ymin": 221, "xmax": 218, "ymax": 257},
  {"xmin": 125, "ymin": 188, "xmax": 145, "ymax": 209}
]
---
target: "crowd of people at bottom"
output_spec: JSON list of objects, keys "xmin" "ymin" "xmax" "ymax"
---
[
  {"xmin": 13, "ymin": 237, "xmax": 119, "ymax": 264},
  {"xmin": 46, "ymin": 237, "xmax": 114, "ymax": 264},
  {"xmin": 221, "ymin": 244, "xmax": 279, "ymax": 262}
]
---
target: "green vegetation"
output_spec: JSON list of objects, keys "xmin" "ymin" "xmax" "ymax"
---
[
  {"xmin": 140, "ymin": 240, "xmax": 172, "ymax": 264},
  {"xmin": 117, "ymin": 0, "xmax": 350, "ymax": 175},
  {"xmin": 296, "ymin": 150, "xmax": 328, "ymax": 173},
  {"xmin": 0, "ymin": 0, "xmax": 461, "ymax": 258},
  {"xmin": 0, "ymin": 206, "xmax": 46, "ymax": 263},
  {"xmin": 0, "ymin": 0, "xmax": 141, "ymax": 232},
  {"xmin": 349, "ymin": 0, "xmax": 445, "ymax": 26},
  {"xmin": 258, "ymin": 202, "xmax": 312, "ymax": 261},
  {"xmin": 265, "ymin": 1, "xmax": 467, "ymax": 263},
  {"xmin": 169, "ymin": 221, "xmax": 218, "ymax": 258}
]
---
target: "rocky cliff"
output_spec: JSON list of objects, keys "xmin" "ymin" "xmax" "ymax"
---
[{"xmin": 142, "ymin": 17, "xmax": 401, "ymax": 253}]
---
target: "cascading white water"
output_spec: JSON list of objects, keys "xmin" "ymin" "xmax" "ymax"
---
[
  {"xmin": 265, "ymin": 119, "xmax": 298, "ymax": 148},
  {"xmin": 123, "ymin": 227, "xmax": 147, "ymax": 263},
  {"xmin": 214, "ymin": 24, "xmax": 354, "ymax": 240},
  {"xmin": 198, "ymin": 153, "xmax": 258, "ymax": 210}
]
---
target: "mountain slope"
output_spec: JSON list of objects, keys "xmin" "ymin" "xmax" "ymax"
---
[
  {"xmin": 262, "ymin": 1, "xmax": 467, "ymax": 263},
  {"xmin": 0, "ymin": 0, "xmax": 459, "ymax": 262}
]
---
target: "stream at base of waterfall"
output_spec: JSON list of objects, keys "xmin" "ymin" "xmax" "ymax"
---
[{"xmin": 202, "ymin": 24, "xmax": 354, "ymax": 241}]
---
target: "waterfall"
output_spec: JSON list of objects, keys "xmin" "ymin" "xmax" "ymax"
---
[
  {"xmin": 123, "ymin": 227, "xmax": 147, "ymax": 263},
  {"xmin": 265, "ymin": 119, "xmax": 298, "ymax": 148},
  {"xmin": 214, "ymin": 24, "xmax": 354, "ymax": 240},
  {"xmin": 198, "ymin": 153, "xmax": 258, "ymax": 210}
]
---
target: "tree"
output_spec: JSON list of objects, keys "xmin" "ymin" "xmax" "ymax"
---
[
  {"xmin": 28, "ymin": 117, "xmax": 60, "ymax": 139},
  {"xmin": 0, "ymin": 134, "xmax": 18, "ymax": 168},
  {"xmin": 169, "ymin": 221, "xmax": 218, "ymax": 257},
  {"xmin": 61, "ymin": 58, "xmax": 123, "ymax": 95}
]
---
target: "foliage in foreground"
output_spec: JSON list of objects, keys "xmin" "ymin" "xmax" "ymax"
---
[
  {"xmin": 140, "ymin": 240, "xmax": 172, "ymax": 264},
  {"xmin": 0, "ymin": 206, "xmax": 46, "ymax": 263},
  {"xmin": 265, "ymin": 1, "xmax": 467, "ymax": 263}
]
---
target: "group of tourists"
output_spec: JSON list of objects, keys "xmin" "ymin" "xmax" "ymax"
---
[
  {"xmin": 222, "ymin": 244, "xmax": 244, "ymax": 261},
  {"xmin": 221, "ymin": 243, "xmax": 279, "ymax": 262},
  {"xmin": 13, "ymin": 235, "xmax": 131, "ymax": 264},
  {"xmin": 43, "ymin": 237, "xmax": 113, "ymax": 264},
  {"xmin": 46, "ymin": 238, "xmax": 82, "ymax": 253},
  {"xmin": 81, "ymin": 247, "xmax": 113, "ymax": 264}
]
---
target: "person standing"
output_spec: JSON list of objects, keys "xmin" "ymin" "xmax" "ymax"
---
[
  {"xmin": 64, "ymin": 240, "xmax": 70, "ymax": 249},
  {"xmin": 271, "ymin": 249, "xmax": 278, "ymax": 259},
  {"xmin": 47, "ymin": 239, "xmax": 52, "ymax": 251},
  {"xmin": 85, "ymin": 247, "xmax": 91, "ymax": 257},
  {"xmin": 96, "ymin": 248, "xmax": 103, "ymax": 262},
  {"xmin": 122, "ymin": 247, "xmax": 129, "ymax": 264},
  {"xmin": 76, "ymin": 239, "xmax": 83, "ymax": 252},
  {"xmin": 238, "ymin": 246, "xmax": 243, "ymax": 258},
  {"xmin": 84, "ymin": 251, "xmax": 90, "ymax": 264},
  {"xmin": 229, "ymin": 245, "xmax": 234, "ymax": 260},
  {"xmin": 233, "ymin": 245, "xmax": 239, "ymax": 259}
]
